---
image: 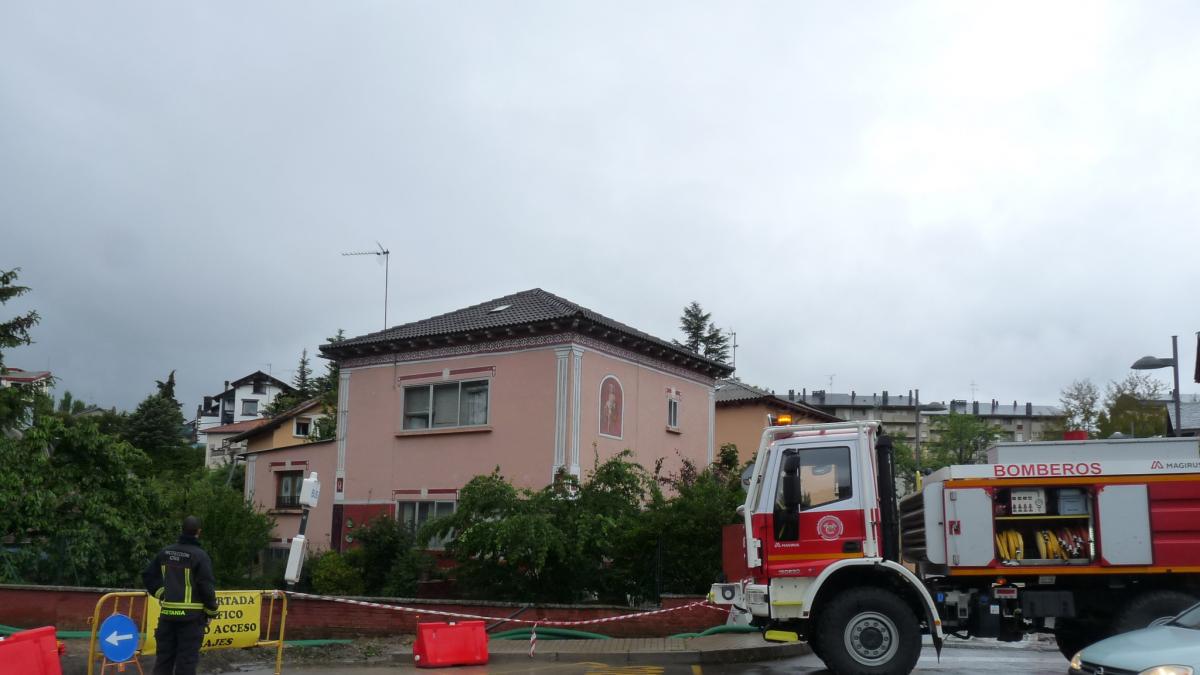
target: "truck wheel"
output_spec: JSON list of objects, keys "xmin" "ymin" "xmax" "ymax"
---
[
  {"xmin": 814, "ymin": 587, "xmax": 922, "ymax": 675},
  {"xmin": 1112, "ymin": 590, "xmax": 1196, "ymax": 635}
]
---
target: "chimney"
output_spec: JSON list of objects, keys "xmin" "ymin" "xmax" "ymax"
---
[
  {"xmin": 802, "ymin": 388, "xmax": 807, "ymax": 402},
  {"xmin": 1026, "ymin": 402, "xmax": 1033, "ymax": 416},
  {"xmin": 1013, "ymin": 400, "xmax": 1018, "ymax": 411},
  {"xmin": 908, "ymin": 390, "xmax": 913, "ymax": 406},
  {"xmin": 851, "ymin": 390, "xmax": 856, "ymax": 403},
  {"xmin": 992, "ymin": 399, "xmax": 998, "ymax": 412},
  {"xmin": 972, "ymin": 401, "xmax": 980, "ymax": 415},
  {"xmin": 817, "ymin": 390, "xmax": 826, "ymax": 404},
  {"xmin": 224, "ymin": 380, "xmax": 230, "ymax": 390},
  {"xmin": 788, "ymin": 389, "xmax": 795, "ymax": 402},
  {"xmin": 883, "ymin": 390, "xmax": 889, "ymax": 406}
]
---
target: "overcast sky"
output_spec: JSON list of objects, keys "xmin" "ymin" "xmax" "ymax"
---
[{"xmin": 3, "ymin": 1, "xmax": 1198, "ymax": 415}]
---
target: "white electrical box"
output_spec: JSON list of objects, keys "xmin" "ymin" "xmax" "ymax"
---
[
  {"xmin": 1011, "ymin": 488, "xmax": 1047, "ymax": 514},
  {"xmin": 284, "ymin": 535, "xmax": 307, "ymax": 584},
  {"xmin": 299, "ymin": 472, "xmax": 321, "ymax": 508}
]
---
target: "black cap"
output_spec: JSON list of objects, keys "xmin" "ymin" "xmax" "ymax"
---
[{"xmin": 182, "ymin": 515, "xmax": 202, "ymax": 535}]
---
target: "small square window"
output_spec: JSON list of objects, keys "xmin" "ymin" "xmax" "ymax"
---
[
  {"xmin": 294, "ymin": 417, "xmax": 311, "ymax": 437},
  {"xmin": 242, "ymin": 399, "xmax": 259, "ymax": 416},
  {"xmin": 253, "ymin": 381, "xmax": 267, "ymax": 395}
]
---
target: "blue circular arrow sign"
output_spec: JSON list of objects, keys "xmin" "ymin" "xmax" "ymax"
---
[{"xmin": 99, "ymin": 613, "xmax": 139, "ymax": 663}]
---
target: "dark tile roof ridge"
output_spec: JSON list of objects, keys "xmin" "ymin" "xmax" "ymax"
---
[{"xmin": 325, "ymin": 287, "xmax": 731, "ymax": 375}]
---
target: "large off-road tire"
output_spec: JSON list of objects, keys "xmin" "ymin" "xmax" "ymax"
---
[
  {"xmin": 1054, "ymin": 619, "xmax": 1097, "ymax": 661},
  {"xmin": 1112, "ymin": 590, "xmax": 1196, "ymax": 635},
  {"xmin": 813, "ymin": 587, "xmax": 922, "ymax": 675}
]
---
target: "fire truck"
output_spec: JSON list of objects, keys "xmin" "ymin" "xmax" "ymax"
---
[{"xmin": 710, "ymin": 419, "xmax": 1200, "ymax": 674}]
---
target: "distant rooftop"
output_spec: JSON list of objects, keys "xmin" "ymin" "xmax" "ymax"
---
[
  {"xmin": 1167, "ymin": 399, "xmax": 1200, "ymax": 433},
  {"xmin": 788, "ymin": 389, "xmax": 1061, "ymax": 417},
  {"xmin": 715, "ymin": 379, "xmax": 840, "ymax": 421},
  {"xmin": 0, "ymin": 367, "xmax": 52, "ymax": 384}
]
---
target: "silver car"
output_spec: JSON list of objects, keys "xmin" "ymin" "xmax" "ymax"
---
[{"xmin": 1069, "ymin": 601, "xmax": 1200, "ymax": 675}]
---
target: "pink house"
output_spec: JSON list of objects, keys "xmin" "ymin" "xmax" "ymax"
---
[{"xmin": 315, "ymin": 289, "xmax": 733, "ymax": 551}]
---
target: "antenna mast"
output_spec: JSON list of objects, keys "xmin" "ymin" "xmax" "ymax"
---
[{"xmin": 342, "ymin": 242, "xmax": 390, "ymax": 329}]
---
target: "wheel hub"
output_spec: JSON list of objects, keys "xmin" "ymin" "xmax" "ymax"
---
[{"xmin": 844, "ymin": 611, "xmax": 899, "ymax": 666}]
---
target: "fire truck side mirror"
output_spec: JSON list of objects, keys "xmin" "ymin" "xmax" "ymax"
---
[{"xmin": 782, "ymin": 455, "xmax": 802, "ymax": 510}]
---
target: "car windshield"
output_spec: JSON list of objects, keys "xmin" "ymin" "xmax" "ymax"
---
[{"xmin": 1170, "ymin": 603, "xmax": 1200, "ymax": 629}]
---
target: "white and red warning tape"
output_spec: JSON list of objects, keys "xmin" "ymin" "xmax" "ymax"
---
[{"xmin": 284, "ymin": 591, "xmax": 726, "ymax": 627}]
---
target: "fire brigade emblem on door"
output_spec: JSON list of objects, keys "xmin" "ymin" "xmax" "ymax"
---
[{"xmin": 817, "ymin": 515, "xmax": 844, "ymax": 541}]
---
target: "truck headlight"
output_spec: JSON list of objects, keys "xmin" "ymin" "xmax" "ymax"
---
[
  {"xmin": 1069, "ymin": 652, "xmax": 1083, "ymax": 671},
  {"xmin": 1138, "ymin": 667, "xmax": 1194, "ymax": 675}
]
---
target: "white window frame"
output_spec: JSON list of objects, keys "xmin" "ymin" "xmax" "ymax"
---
[
  {"xmin": 241, "ymin": 399, "xmax": 259, "ymax": 416},
  {"xmin": 667, "ymin": 396, "xmax": 680, "ymax": 429},
  {"xmin": 397, "ymin": 499, "xmax": 456, "ymax": 549},
  {"xmin": 293, "ymin": 416, "xmax": 312, "ymax": 438},
  {"xmin": 402, "ymin": 379, "xmax": 490, "ymax": 430}
]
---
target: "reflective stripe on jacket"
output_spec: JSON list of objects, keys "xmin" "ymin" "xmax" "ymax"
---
[{"xmin": 142, "ymin": 535, "xmax": 218, "ymax": 622}]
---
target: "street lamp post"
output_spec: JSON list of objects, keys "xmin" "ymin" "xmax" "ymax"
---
[{"xmin": 1131, "ymin": 335, "xmax": 1182, "ymax": 437}]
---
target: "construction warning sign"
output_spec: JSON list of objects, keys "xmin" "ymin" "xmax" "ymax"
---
[{"xmin": 142, "ymin": 591, "xmax": 262, "ymax": 654}]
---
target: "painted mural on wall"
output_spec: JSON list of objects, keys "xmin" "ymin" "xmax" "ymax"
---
[{"xmin": 599, "ymin": 376, "xmax": 623, "ymax": 438}]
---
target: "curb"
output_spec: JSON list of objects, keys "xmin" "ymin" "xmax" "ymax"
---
[{"xmin": 393, "ymin": 641, "xmax": 811, "ymax": 666}]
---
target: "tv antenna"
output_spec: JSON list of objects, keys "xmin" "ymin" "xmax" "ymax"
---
[{"xmin": 342, "ymin": 242, "xmax": 390, "ymax": 329}]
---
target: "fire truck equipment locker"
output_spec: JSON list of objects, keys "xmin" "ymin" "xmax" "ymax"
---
[
  {"xmin": 945, "ymin": 488, "xmax": 993, "ymax": 567},
  {"xmin": 1097, "ymin": 484, "xmax": 1152, "ymax": 565}
]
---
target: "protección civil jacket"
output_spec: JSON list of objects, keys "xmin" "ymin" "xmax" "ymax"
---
[{"xmin": 142, "ymin": 534, "xmax": 218, "ymax": 622}]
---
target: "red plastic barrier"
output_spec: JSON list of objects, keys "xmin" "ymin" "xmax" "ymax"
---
[
  {"xmin": 412, "ymin": 621, "xmax": 488, "ymax": 668},
  {"xmin": 0, "ymin": 626, "xmax": 62, "ymax": 675}
]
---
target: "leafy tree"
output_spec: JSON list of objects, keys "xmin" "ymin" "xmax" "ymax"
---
[
  {"xmin": 674, "ymin": 301, "xmax": 730, "ymax": 363},
  {"xmin": 353, "ymin": 515, "xmax": 426, "ymax": 596},
  {"xmin": 57, "ymin": 390, "xmax": 88, "ymax": 415},
  {"xmin": 0, "ymin": 415, "xmax": 171, "ymax": 586},
  {"xmin": 927, "ymin": 412, "xmax": 1001, "ymax": 467},
  {"xmin": 311, "ymin": 550, "xmax": 365, "ymax": 596},
  {"xmin": 1059, "ymin": 379, "xmax": 1100, "ymax": 435},
  {"xmin": 621, "ymin": 445, "xmax": 745, "ymax": 598},
  {"xmin": 890, "ymin": 435, "xmax": 920, "ymax": 495},
  {"xmin": 165, "ymin": 468, "xmax": 275, "ymax": 586},
  {"xmin": 1096, "ymin": 373, "xmax": 1168, "ymax": 438}
]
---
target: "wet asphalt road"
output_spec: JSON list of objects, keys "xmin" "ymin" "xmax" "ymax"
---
[{"xmin": 235, "ymin": 642, "xmax": 1069, "ymax": 674}]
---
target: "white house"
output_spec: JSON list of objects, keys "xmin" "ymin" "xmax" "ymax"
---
[{"xmin": 195, "ymin": 371, "xmax": 292, "ymax": 446}]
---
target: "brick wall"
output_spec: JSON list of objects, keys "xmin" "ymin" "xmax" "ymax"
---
[{"xmin": 0, "ymin": 585, "xmax": 721, "ymax": 639}]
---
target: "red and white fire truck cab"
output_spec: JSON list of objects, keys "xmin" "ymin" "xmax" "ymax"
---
[{"xmin": 711, "ymin": 420, "xmax": 1200, "ymax": 674}]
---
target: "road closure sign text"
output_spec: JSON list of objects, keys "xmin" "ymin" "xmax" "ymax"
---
[{"xmin": 143, "ymin": 591, "xmax": 262, "ymax": 654}]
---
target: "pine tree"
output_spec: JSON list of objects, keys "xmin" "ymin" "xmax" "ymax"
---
[
  {"xmin": 293, "ymin": 349, "xmax": 314, "ymax": 398},
  {"xmin": 674, "ymin": 301, "xmax": 730, "ymax": 363},
  {"xmin": 0, "ymin": 268, "xmax": 41, "ymax": 430},
  {"xmin": 675, "ymin": 302, "xmax": 710, "ymax": 354},
  {"xmin": 0, "ymin": 269, "xmax": 39, "ymax": 371},
  {"xmin": 155, "ymin": 370, "xmax": 178, "ymax": 405}
]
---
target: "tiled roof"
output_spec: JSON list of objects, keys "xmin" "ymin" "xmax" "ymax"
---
[
  {"xmin": 1, "ymin": 368, "xmax": 52, "ymax": 383},
  {"xmin": 715, "ymin": 379, "xmax": 841, "ymax": 421},
  {"xmin": 227, "ymin": 398, "xmax": 323, "ymax": 443},
  {"xmin": 321, "ymin": 288, "xmax": 733, "ymax": 378},
  {"xmin": 203, "ymin": 418, "xmax": 270, "ymax": 435},
  {"xmin": 1167, "ymin": 399, "xmax": 1200, "ymax": 432}
]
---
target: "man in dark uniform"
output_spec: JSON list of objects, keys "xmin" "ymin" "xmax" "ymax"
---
[{"xmin": 142, "ymin": 515, "xmax": 218, "ymax": 675}]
